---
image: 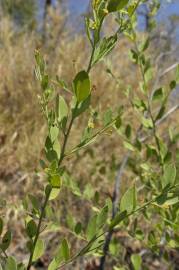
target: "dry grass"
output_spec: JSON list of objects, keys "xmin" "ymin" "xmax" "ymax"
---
[{"xmin": 0, "ymin": 9, "xmax": 179, "ymax": 268}]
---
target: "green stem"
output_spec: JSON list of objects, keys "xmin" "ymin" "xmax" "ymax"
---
[
  {"xmin": 58, "ymin": 113, "xmax": 76, "ymax": 165},
  {"xmin": 27, "ymin": 19, "xmax": 106, "ymax": 269},
  {"xmin": 27, "ymin": 106, "xmax": 78, "ymax": 270},
  {"xmin": 133, "ymin": 33, "xmax": 163, "ymax": 165},
  {"xmin": 87, "ymin": 43, "xmax": 95, "ymax": 73},
  {"xmin": 27, "ymin": 190, "xmax": 50, "ymax": 270}
]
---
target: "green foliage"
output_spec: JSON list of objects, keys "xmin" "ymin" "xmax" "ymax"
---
[
  {"xmin": 120, "ymin": 185, "xmax": 137, "ymax": 213},
  {"xmin": 0, "ymin": 231, "xmax": 12, "ymax": 252},
  {"xmin": 0, "ymin": 0, "xmax": 179, "ymax": 269},
  {"xmin": 5, "ymin": 256, "xmax": 17, "ymax": 270},
  {"xmin": 91, "ymin": 34, "xmax": 118, "ymax": 66},
  {"xmin": 26, "ymin": 219, "xmax": 37, "ymax": 239},
  {"xmin": 131, "ymin": 254, "xmax": 142, "ymax": 270},
  {"xmin": 32, "ymin": 239, "xmax": 45, "ymax": 262},
  {"xmin": 73, "ymin": 71, "xmax": 91, "ymax": 103}
]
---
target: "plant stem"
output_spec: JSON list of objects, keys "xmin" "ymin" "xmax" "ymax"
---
[
  {"xmin": 58, "ymin": 109, "xmax": 76, "ymax": 165},
  {"xmin": 99, "ymin": 154, "xmax": 129, "ymax": 269},
  {"xmin": 27, "ymin": 107, "xmax": 77, "ymax": 270},
  {"xmin": 27, "ymin": 190, "xmax": 50, "ymax": 270},
  {"xmin": 87, "ymin": 43, "xmax": 95, "ymax": 73}
]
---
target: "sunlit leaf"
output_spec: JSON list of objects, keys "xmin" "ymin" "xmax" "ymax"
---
[
  {"xmin": 32, "ymin": 239, "xmax": 45, "ymax": 262},
  {"xmin": 120, "ymin": 185, "xmax": 137, "ymax": 213},
  {"xmin": 131, "ymin": 254, "xmax": 142, "ymax": 270},
  {"xmin": 73, "ymin": 71, "xmax": 91, "ymax": 103}
]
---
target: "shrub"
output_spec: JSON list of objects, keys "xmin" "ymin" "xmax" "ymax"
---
[{"xmin": 0, "ymin": 1, "xmax": 179, "ymax": 269}]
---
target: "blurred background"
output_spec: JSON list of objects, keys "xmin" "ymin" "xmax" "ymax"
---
[{"xmin": 0, "ymin": 0, "xmax": 179, "ymax": 269}]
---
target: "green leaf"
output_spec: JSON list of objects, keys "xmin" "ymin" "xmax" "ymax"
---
[
  {"xmin": 49, "ymin": 174, "xmax": 62, "ymax": 188},
  {"xmin": 0, "ymin": 218, "xmax": 3, "ymax": 235},
  {"xmin": 141, "ymin": 117, "xmax": 153, "ymax": 129},
  {"xmin": 28, "ymin": 194, "xmax": 40, "ymax": 214},
  {"xmin": 49, "ymin": 188, "xmax": 60, "ymax": 200},
  {"xmin": 5, "ymin": 256, "xmax": 17, "ymax": 270},
  {"xmin": 74, "ymin": 222, "xmax": 82, "ymax": 235},
  {"xmin": 35, "ymin": 50, "xmax": 45, "ymax": 75},
  {"xmin": 129, "ymin": 49, "xmax": 139, "ymax": 64},
  {"xmin": 53, "ymin": 139, "xmax": 61, "ymax": 159},
  {"xmin": 73, "ymin": 71, "xmax": 91, "ymax": 103},
  {"xmin": 108, "ymin": 0, "xmax": 129, "ymax": 12},
  {"xmin": 176, "ymin": 64, "xmax": 179, "ymax": 83},
  {"xmin": 155, "ymin": 105, "xmax": 166, "ymax": 121},
  {"xmin": 50, "ymin": 126, "xmax": 59, "ymax": 143},
  {"xmin": 61, "ymin": 239, "xmax": 70, "ymax": 262},
  {"xmin": 103, "ymin": 109, "xmax": 113, "ymax": 126},
  {"xmin": 48, "ymin": 259, "xmax": 58, "ymax": 270},
  {"xmin": 152, "ymin": 88, "xmax": 163, "ymax": 101},
  {"xmin": 131, "ymin": 254, "xmax": 142, "ymax": 270},
  {"xmin": 41, "ymin": 74, "xmax": 49, "ymax": 90},
  {"xmin": 170, "ymin": 80, "xmax": 176, "ymax": 90},
  {"xmin": 48, "ymin": 238, "xmax": 70, "ymax": 269},
  {"xmin": 32, "ymin": 239, "xmax": 45, "ymax": 262},
  {"xmin": 97, "ymin": 206, "xmax": 108, "ymax": 228},
  {"xmin": 140, "ymin": 37, "xmax": 150, "ymax": 52},
  {"xmin": 92, "ymin": 35, "xmax": 117, "ymax": 66},
  {"xmin": 0, "ymin": 230, "xmax": 11, "ymax": 251},
  {"xmin": 26, "ymin": 219, "xmax": 37, "ymax": 238},
  {"xmin": 162, "ymin": 163, "xmax": 176, "ymax": 188},
  {"xmin": 123, "ymin": 141, "xmax": 135, "ymax": 152},
  {"xmin": 86, "ymin": 215, "xmax": 97, "ymax": 241},
  {"xmin": 109, "ymin": 210, "xmax": 127, "ymax": 229},
  {"xmin": 125, "ymin": 124, "xmax": 132, "ymax": 139},
  {"xmin": 120, "ymin": 185, "xmax": 137, "ymax": 213},
  {"xmin": 83, "ymin": 183, "xmax": 95, "ymax": 200},
  {"xmin": 56, "ymin": 95, "xmax": 68, "ymax": 127},
  {"xmin": 72, "ymin": 95, "xmax": 91, "ymax": 118}
]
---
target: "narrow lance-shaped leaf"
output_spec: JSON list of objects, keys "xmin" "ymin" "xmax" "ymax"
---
[
  {"xmin": 92, "ymin": 34, "xmax": 117, "ymax": 66},
  {"xmin": 61, "ymin": 239, "xmax": 70, "ymax": 261},
  {"xmin": 35, "ymin": 50, "xmax": 45, "ymax": 76},
  {"xmin": 109, "ymin": 210, "xmax": 127, "ymax": 230}
]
